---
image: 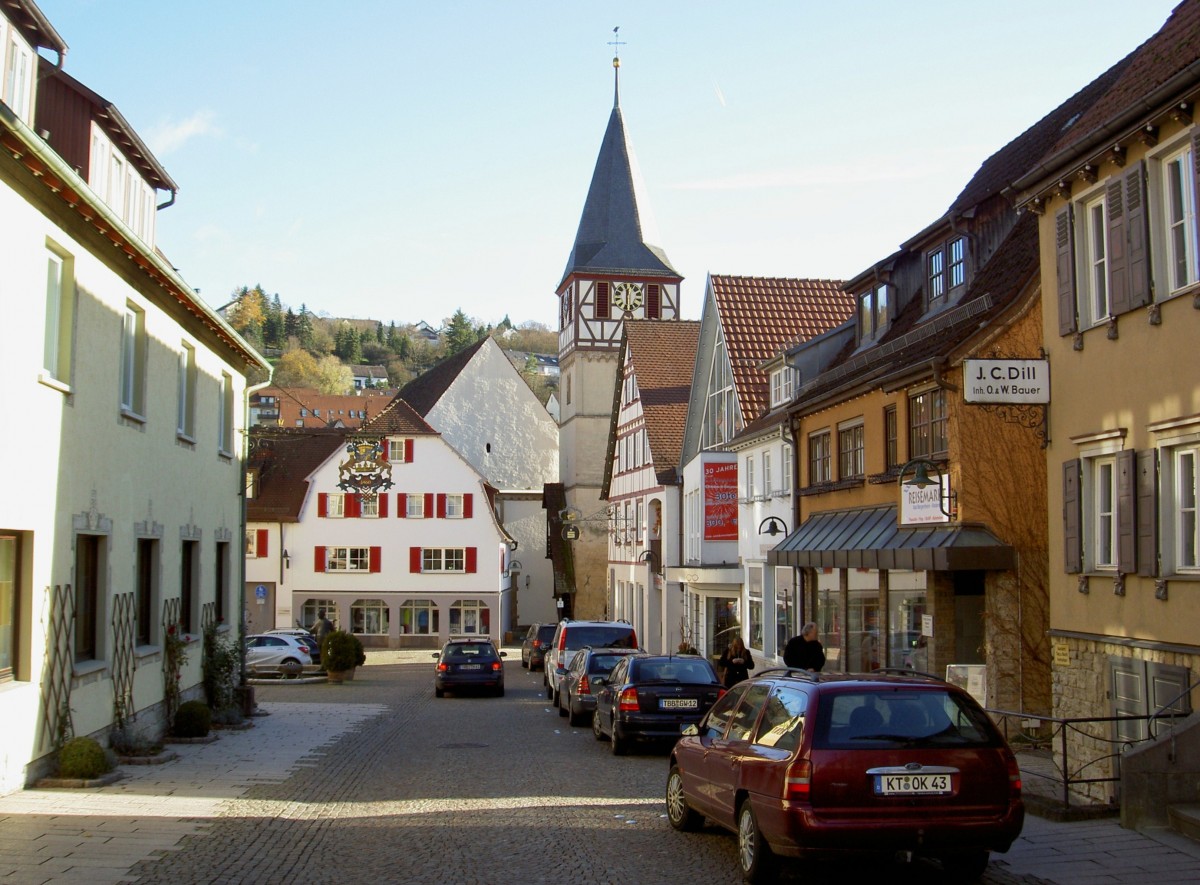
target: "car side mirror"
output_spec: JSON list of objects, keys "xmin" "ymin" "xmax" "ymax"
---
[
  {"xmin": 431, "ymin": 652, "xmax": 440, "ymax": 659},
  {"xmin": 499, "ymin": 651, "xmax": 508, "ymax": 657},
  {"xmin": 681, "ymin": 724, "xmax": 699, "ymax": 737}
]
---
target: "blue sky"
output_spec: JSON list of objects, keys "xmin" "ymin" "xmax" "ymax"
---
[{"xmin": 39, "ymin": 1, "xmax": 1180, "ymax": 329}]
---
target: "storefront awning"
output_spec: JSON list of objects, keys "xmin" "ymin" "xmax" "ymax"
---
[{"xmin": 766, "ymin": 505, "xmax": 1016, "ymax": 572}]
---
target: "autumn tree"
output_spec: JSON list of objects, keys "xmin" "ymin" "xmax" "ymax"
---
[
  {"xmin": 314, "ymin": 354, "xmax": 353, "ymax": 394},
  {"xmin": 273, "ymin": 347, "xmax": 321, "ymax": 388}
]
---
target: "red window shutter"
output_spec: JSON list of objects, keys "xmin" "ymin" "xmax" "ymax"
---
[
  {"xmin": 397, "ymin": 493, "xmax": 407, "ymax": 517},
  {"xmin": 348, "ymin": 494, "xmax": 361, "ymax": 518},
  {"xmin": 410, "ymin": 547, "xmax": 422, "ymax": 573},
  {"xmin": 465, "ymin": 547, "xmax": 477, "ymax": 573},
  {"xmin": 314, "ymin": 546, "xmax": 326, "ymax": 572},
  {"xmin": 463, "ymin": 494, "xmax": 473, "ymax": 518},
  {"xmin": 379, "ymin": 494, "xmax": 390, "ymax": 517},
  {"xmin": 437, "ymin": 494, "xmax": 447, "ymax": 519},
  {"xmin": 256, "ymin": 529, "xmax": 268, "ymax": 557},
  {"xmin": 424, "ymin": 493, "xmax": 433, "ymax": 517},
  {"xmin": 318, "ymin": 493, "xmax": 328, "ymax": 517},
  {"xmin": 369, "ymin": 547, "xmax": 382, "ymax": 573},
  {"xmin": 405, "ymin": 439, "xmax": 414, "ymax": 463}
]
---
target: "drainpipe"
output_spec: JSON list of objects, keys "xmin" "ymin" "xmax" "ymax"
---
[{"xmin": 239, "ymin": 368, "xmax": 274, "ymax": 711}]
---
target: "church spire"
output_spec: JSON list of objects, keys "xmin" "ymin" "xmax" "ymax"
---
[{"xmin": 559, "ymin": 32, "xmax": 679, "ymax": 289}]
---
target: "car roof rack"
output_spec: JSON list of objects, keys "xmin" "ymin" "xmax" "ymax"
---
[
  {"xmin": 870, "ymin": 666, "xmax": 946, "ymax": 682},
  {"xmin": 756, "ymin": 667, "xmax": 821, "ymax": 683}
]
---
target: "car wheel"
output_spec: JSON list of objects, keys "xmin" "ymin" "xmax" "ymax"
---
[
  {"xmin": 666, "ymin": 767, "xmax": 703, "ymax": 831},
  {"xmin": 558, "ymin": 691, "xmax": 569, "ymax": 716},
  {"xmin": 737, "ymin": 802, "xmax": 775, "ymax": 883},
  {"xmin": 495, "ymin": 685, "xmax": 505, "ymax": 698},
  {"xmin": 592, "ymin": 710, "xmax": 607, "ymax": 741},
  {"xmin": 940, "ymin": 849, "xmax": 989, "ymax": 879},
  {"xmin": 521, "ymin": 656, "xmax": 529, "ymax": 669},
  {"xmin": 610, "ymin": 724, "xmax": 628, "ymax": 756},
  {"xmin": 435, "ymin": 687, "xmax": 444, "ymax": 698},
  {"xmin": 567, "ymin": 702, "xmax": 585, "ymax": 727},
  {"xmin": 545, "ymin": 679, "xmax": 554, "ymax": 701}
]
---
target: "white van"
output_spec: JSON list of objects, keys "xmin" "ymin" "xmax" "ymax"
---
[{"xmin": 543, "ymin": 619, "xmax": 638, "ymax": 705}]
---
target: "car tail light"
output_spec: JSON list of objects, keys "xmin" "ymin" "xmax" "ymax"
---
[
  {"xmin": 618, "ymin": 687, "xmax": 639, "ymax": 711},
  {"xmin": 532, "ymin": 639, "xmax": 542, "ymax": 648},
  {"xmin": 437, "ymin": 662, "xmax": 448, "ymax": 672},
  {"xmin": 579, "ymin": 674, "xmax": 591, "ymax": 694},
  {"xmin": 491, "ymin": 661, "xmax": 502, "ymax": 672},
  {"xmin": 784, "ymin": 759, "xmax": 811, "ymax": 802},
  {"xmin": 1004, "ymin": 750, "xmax": 1022, "ymax": 797}
]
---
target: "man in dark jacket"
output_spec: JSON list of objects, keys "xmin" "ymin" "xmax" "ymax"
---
[{"xmin": 783, "ymin": 622, "xmax": 825, "ymax": 671}]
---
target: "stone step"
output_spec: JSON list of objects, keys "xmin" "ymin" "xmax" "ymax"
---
[{"xmin": 1168, "ymin": 804, "xmax": 1200, "ymax": 842}]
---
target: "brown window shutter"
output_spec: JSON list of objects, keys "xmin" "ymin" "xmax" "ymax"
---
[
  {"xmin": 314, "ymin": 546, "xmax": 326, "ymax": 572},
  {"xmin": 1137, "ymin": 448, "xmax": 1158, "ymax": 577},
  {"xmin": 1117, "ymin": 448, "xmax": 1137, "ymax": 574},
  {"xmin": 369, "ymin": 547, "xmax": 382, "ymax": 573},
  {"xmin": 1107, "ymin": 177, "xmax": 1129, "ymax": 316},
  {"xmin": 396, "ymin": 493, "xmax": 407, "ymax": 517},
  {"xmin": 1125, "ymin": 162, "xmax": 1151, "ymax": 309},
  {"xmin": 647, "ymin": 284, "xmax": 660, "ymax": 319},
  {"xmin": 596, "ymin": 282, "xmax": 610, "ymax": 319},
  {"xmin": 463, "ymin": 494, "xmax": 473, "ymax": 518},
  {"xmin": 465, "ymin": 548, "xmax": 477, "ymax": 573},
  {"xmin": 1055, "ymin": 206, "xmax": 1077, "ymax": 335},
  {"xmin": 409, "ymin": 547, "xmax": 421, "ymax": 573},
  {"xmin": 318, "ymin": 493, "xmax": 328, "ymax": 517},
  {"xmin": 1063, "ymin": 459, "xmax": 1082, "ymax": 573},
  {"xmin": 256, "ymin": 529, "xmax": 268, "ymax": 557}
]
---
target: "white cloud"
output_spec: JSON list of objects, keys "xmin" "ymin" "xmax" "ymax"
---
[{"xmin": 146, "ymin": 110, "xmax": 221, "ymax": 156}]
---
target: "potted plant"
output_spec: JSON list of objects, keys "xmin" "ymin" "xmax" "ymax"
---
[{"xmin": 322, "ymin": 630, "xmax": 364, "ymax": 683}]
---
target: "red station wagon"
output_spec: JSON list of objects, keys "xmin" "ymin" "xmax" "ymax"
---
[{"xmin": 665, "ymin": 668, "xmax": 1024, "ymax": 882}]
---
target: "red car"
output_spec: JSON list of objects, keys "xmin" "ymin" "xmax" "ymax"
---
[{"xmin": 665, "ymin": 669, "xmax": 1023, "ymax": 882}]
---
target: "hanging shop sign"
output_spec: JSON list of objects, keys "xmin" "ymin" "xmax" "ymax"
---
[
  {"xmin": 336, "ymin": 437, "xmax": 394, "ymax": 497},
  {"xmin": 964, "ymin": 359, "xmax": 1050, "ymax": 404}
]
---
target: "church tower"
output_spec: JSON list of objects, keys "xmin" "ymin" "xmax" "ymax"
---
[{"xmin": 554, "ymin": 47, "xmax": 682, "ymax": 619}]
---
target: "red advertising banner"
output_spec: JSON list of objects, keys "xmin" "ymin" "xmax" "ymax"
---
[{"xmin": 703, "ymin": 462, "xmax": 738, "ymax": 541}]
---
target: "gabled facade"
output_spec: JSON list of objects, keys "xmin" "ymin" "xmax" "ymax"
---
[
  {"xmin": 250, "ymin": 386, "xmax": 391, "ymax": 429},
  {"xmin": 675, "ymin": 275, "xmax": 853, "ymax": 663},
  {"xmin": 245, "ymin": 399, "xmax": 516, "ymax": 647},
  {"xmin": 602, "ymin": 319, "xmax": 699, "ymax": 652},
  {"xmin": 553, "ymin": 55, "xmax": 683, "ymax": 619},
  {"xmin": 397, "ymin": 337, "xmax": 559, "ymax": 626},
  {"xmin": 351, "ymin": 365, "xmax": 389, "ymax": 389},
  {"xmin": 1, "ymin": 0, "xmax": 268, "ymax": 792},
  {"xmin": 1010, "ymin": 0, "xmax": 1200, "ymax": 802}
]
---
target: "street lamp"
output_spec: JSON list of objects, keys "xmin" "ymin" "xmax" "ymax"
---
[
  {"xmin": 506, "ymin": 559, "xmax": 523, "ymax": 577},
  {"xmin": 639, "ymin": 549, "xmax": 662, "ymax": 576},
  {"xmin": 758, "ymin": 516, "xmax": 789, "ymax": 537},
  {"xmin": 898, "ymin": 458, "xmax": 955, "ymax": 519}
]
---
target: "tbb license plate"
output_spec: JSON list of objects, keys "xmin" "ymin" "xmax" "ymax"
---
[
  {"xmin": 875, "ymin": 773, "xmax": 953, "ymax": 795},
  {"xmin": 659, "ymin": 698, "xmax": 698, "ymax": 710}
]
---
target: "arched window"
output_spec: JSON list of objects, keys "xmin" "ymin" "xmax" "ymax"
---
[
  {"xmin": 350, "ymin": 599, "xmax": 389, "ymax": 635},
  {"xmin": 449, "ymin": 599, "xmax": 489, "ymax": 635},
  {"xmin": 301, "ymin": 598, "xmax": 338, "ymax": 631},
  {"xmin": 399, "ymin": 599, "xmax": 438, "ymax": 635}
]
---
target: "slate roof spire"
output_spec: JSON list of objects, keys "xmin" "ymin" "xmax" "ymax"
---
[{"xmin": 559, "ymin": 43, "xmax": 679, "ymax": 288}]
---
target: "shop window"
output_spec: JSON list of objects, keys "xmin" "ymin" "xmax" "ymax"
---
[{"xmin": 351, "ymin": 599, "xmax": 389, "ymax": 635}]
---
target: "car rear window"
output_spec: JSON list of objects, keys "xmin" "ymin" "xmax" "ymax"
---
[
  {"xmin": 565, "ymin": 626, "xmax": 635, "ymax": 649},
  {"xmin": 588, "ymin": 653, "xmax": 629, "ymax": 673},
  {"xmin": 537, "ymin": 625, "xmax": 556, "ymax": 642},
  {"xmin": 633, "ymin": 659, "xmax": 716, "ymax": 684},
  {"xmin": 445, "ymin": 644, "xmax": 496, "ymax": 661},
  {"xmin": 816, "ymin": 688, "xmax": 999, "ymax": 749}
]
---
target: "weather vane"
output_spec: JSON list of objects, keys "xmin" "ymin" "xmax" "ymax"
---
[{"xmin": 608, "ymin": 26, "xmax": 625, "ymax": 60}]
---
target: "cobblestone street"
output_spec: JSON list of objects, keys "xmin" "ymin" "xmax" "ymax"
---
[{"xmin": 5, "ymin": 654, "xmax": 1200, "ymax": 884}]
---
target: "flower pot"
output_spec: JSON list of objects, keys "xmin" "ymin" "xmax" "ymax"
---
[{"xmin": 327, "ymin": 668, "xmax": 355, "ymax": 684}]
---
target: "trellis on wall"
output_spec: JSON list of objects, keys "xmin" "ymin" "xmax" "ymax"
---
[
  {"xmin": 110, "ymin": 592, "xmax": 136, "ymax": 731},
  {"xmin": 39, "ymin": 583, "xmax": 74, "ymax": 751}
]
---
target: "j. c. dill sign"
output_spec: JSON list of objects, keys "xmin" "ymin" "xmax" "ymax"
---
[{"xmin": 963, "ymin": 359, "xmax": 1050, "ymax": 404}]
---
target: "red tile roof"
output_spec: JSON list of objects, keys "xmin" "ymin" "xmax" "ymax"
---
[
  {"xmin": 709, "ymin": 276, "xmax": 854, "ymax": 422},
  {"xmin": 247, "ymin": 428, "xmax": 346, "ymax": 522},
  {"xmin": 362, "ymin": 397, "xmax": 439, "ymax": 435},
  {"xmin": 624, "ymin": 320, "xmax": 700, "ymax": 473},
  {"xmin": 253, "ymin": 386, "xmax": 393, "ymax": 429}
]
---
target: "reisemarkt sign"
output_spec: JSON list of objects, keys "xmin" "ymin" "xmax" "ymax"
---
[{"xmin": 963, "ymin": 359, "xmax": 1050, "ymax": 404}]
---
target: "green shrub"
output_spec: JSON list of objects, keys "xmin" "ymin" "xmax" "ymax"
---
[
  {"xmin": 174, "ymin": 699, "xmax": 212, "ymax": 738},
  {"xmin": 322, "ymin": 630, "xmax": 364, "ymax": 671},
  {"xmin": 58, "ymin": 736, "xmax": 112, "ymax": 779}
]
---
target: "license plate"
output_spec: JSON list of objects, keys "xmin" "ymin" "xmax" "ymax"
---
[
  {"xmin": 875, "ymin": 773, "xmax": 953, "ymax": 795},
  {"xmin": 660, "ymin": 698, "xmax": 698, "ymax": 710},
  {"xmin": 460, "ymin": 664, "xmax": 481, "ymax": 670}
]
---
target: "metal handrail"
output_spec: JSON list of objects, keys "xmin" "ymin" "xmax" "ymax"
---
[{"xmin": 986, "ymin": 706, "xmax": 1190, "ymax": 809}]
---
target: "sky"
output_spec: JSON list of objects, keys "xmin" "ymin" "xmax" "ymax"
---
[{"xmin": 37, "ymin": 1, "xmax": 1182, "ymax": 329}]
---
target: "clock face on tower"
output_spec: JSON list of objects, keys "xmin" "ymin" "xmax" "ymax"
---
[{"xmin": 612, "ymin": 282, "xmax": 644, "ymax": 313}]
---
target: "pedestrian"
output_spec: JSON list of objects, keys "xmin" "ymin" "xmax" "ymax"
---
[
  {"xmin": 717, "ymin": 636, "xmax": 755, "ymax": 688},
  {"xmin": 312, "ymin": 609, "xmax": 334, "ymax": 645},
  {"xmin": 783, "ymin": 622, "xmax": 825, "ymax": 672}
]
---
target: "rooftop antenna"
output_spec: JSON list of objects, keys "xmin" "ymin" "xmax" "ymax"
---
[{"xmin": 608, "ymin": 26, "xmax": 626, "ymax": 108}]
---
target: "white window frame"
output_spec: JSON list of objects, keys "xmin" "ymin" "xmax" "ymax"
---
[
  {"xmin": 1174, "ymin": 446, "xmax": 1199, "ymax": 572},
  {"xmin": 4, "ymin": 32, "xmax": 32, "ymax": 121},
  {"xmin": 763, "ymin": 450, "xmax": 773, "ymax": 496},
  {"xmin": 444, "ymin": 494, "xmax": 464, "ymax": 519},
  {"xmin": 327, "ymin": 494, "xmax": 346, "ymax": 518},
  {"xmin": 781, "ymin": 443, "xmax": 793, "ymax": 492},
  {"xmin": 218, "ymin": 372, "xmax": 235, "ymax": 456},
  {"xmin": 326, "ymin": 547, "xmax": 370, "ymax": 572},
  {"xmin": 177, "ymin": 342, "xmax": 196, "ymax": 441},
  {"xmin": 41, "ymin": 241, "xmax": 75, "ymax": 390},
  {"xmin": 1154, "ymin": 141, "xmax": 1199, "ymax": 297},
  {"xmin": 360, "ymin": 495, "xmax": 379, "ymax": 519},
  {"xmin": 1078, "ymin": 190, "xmax": 1110, "ymax": 327},
  {"xmin": 745, "ymin": 456, "xmax": 756, "ymax": 500},
  {"xmin": 244, "ymin": 529, "xmax": 258, "ymax": 556},
  {"xmin": 407, "ymin": 495, "xmax": 426, "ymax": 518},
  {"xmin": 120, "ymin": 302, "xmax": 146, "ymax": 419},
  {"xmin": 421, "ymin": 548, "xmax": 465, "ymax": 573},
  {"xmin": 1083, "ymin": 454, "xmax": 1119, "ymax": 572}
]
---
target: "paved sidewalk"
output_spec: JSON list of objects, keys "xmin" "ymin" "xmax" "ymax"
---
[{"xmin": 2, "ymin": 651, "xmax": 1200, "ymax": 884}]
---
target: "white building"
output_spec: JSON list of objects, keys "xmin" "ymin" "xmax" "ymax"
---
[
  {"xmin": 246, "ymin": 399, "xmax": 518, "ymax": 647},
  {"xmin": 1, "ymin": 0, "xmax": 269, "ymax": 792}
]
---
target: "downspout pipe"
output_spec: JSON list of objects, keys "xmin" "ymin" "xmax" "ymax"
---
[{"xmin": 239, "ymin": 369, "xmax": 274, "ymax": 701}]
